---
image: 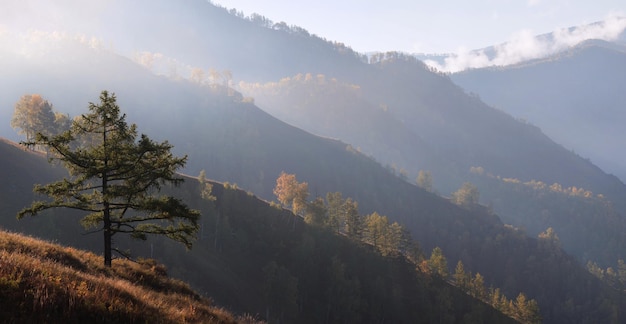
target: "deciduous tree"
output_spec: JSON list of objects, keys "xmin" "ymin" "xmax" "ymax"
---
[
  {"xmin": 416, "ymin": 170, "xmax": 433, "ymax": 192},
  {"xmin": 452, "ymin": 182, "xmax": 480, "ymax": 207},
  {"xmin": 11, "ymin": 94, "xmax": 56, "ymax": 143},
  {"xmin": 274, "ymin": 171, "xmax": 309, "ymax": 216}
]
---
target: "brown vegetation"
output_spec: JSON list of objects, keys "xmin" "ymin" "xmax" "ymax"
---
[{"xmin": 0, "ymin": 230, "xmax": 260, "ymax": 323}]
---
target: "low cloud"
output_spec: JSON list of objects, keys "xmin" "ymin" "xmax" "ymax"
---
[{"xmin": 426, "ymin": 14, "xmax": 626, "ymax": 73}]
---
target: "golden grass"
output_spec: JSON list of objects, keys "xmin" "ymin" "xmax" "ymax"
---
[{"xmin": 0, "ymin": 230, "xmax": 262, "ymax": 323}]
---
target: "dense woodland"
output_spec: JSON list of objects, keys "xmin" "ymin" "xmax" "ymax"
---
[{"xmin": 1, "ymin": 0, "xmax": 626, "ymax": 323}]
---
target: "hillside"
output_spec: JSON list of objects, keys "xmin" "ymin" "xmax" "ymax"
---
[
  {"xmin": 0, "ymin": 230, "xmax": 249, "ymax": 323},
  {"xmin": 451, "ymin": 40, "xmax": 626, "ymax": 182},
  {"xmin": 238, "ymin": 56, "xmax": 626, "ymax": 268},
  {"xmin": 0, "ymin": 139, "xmax": 522, "ymax": 323},
  {"xmin": 0, "ymin": 122, "xmax": 622, "ymax": 323},
  {"xmin": 0, "ymin": 0, "xmax": 367, "ymax": 83}
]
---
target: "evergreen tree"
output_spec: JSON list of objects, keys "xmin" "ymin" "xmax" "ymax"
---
[
  {"xmin": 343, "ymin": 198, "xmax": 363, "ymax": 240},
  {"xmin": 364, "ymin": 212, "xmax": 406, "ymax": 256},
  {"xmin": 514, "ymin": 292, "xmax": 542, "ymax": 324},
  {"xmin": 454, "ymin": 260, "xmax": 470, "ymax": 292},
  {"xmin": 18, "ymin": 90, "xmax": 200, "ymax": 267},
  {"xmin": 428, "ymin": 247, "xmax": 449, "ymax": 278},
  {"xmin": 364, "ymin": 212, "xmax": 387, "ymax": 249},
  {"xmin": 305, "ymin": 196, "xmax": 328, "ymax": 226},
  {"xmin": 326, "ymin": 192, "xmax": 345, "ymax": 231},
  {"xmin": 471, "ymin": 273, "xmax": 487, "ymax": 300}
]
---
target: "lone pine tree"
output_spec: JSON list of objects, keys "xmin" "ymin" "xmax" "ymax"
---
[{"xmin": 18, "ymin": 90, "xmax": 199, "ymax": 267}]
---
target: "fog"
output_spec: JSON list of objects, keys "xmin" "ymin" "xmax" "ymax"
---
[{"xmin": 426, "ymin": 14, "xmax": 626, "ymax": 72}]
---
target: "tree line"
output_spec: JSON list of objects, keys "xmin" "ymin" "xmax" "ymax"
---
[
  {"xmin": 273, "ymin": 171, "xmax": 415, "ymax": 258},
  {"xmin": 273, "ymin": 171, "xmax": 541, "ymax": 323}
]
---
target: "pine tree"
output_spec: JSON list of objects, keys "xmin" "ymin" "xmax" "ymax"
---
[
  {"xmin": 326, "ymin": 192, "xmax": 345, "ymax": 231},
  {"xmin": 428, "ymin": 247, "xmax": 449, "ymax": 278},
  {"xmin": 18, "ymin": 90, "xmax": 200, "ymax": 267},
  {"xmin": 305, "ymin": 196, "xmax": 328, "ymax": 226},
  {"xmin": 454, "ymin": 260, "xmax": 470, "ymax": 292},
  {"xmin": 343, "ymin": 198, "xmax": 363, "ymax": 240}
]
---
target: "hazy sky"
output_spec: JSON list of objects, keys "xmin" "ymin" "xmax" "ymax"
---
[{"xmin": 212, "ymin": 0, "xmax": 625, "ymax": 54}]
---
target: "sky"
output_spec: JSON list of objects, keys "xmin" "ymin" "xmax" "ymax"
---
[{"xmin": 211, "ymin": 0, "xmax": 625, "ymax": 55}]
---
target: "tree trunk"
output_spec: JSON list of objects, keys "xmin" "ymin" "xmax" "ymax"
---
[
  {"xmin": 214, "ymin": 211, "xmax": 219, "ymax": 251},
  {"xmin": 103, "ymin": 167, "xmax": 111, "ymax": 267},
  {"xmin": 104, "ymin": 206, "xmax": 112, "ymax": 267},
  {"xmin": 102, "ymin": 115, "xmax": 111, "ymax": 267}
]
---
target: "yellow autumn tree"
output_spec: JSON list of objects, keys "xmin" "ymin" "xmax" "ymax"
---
[{"xmin": 273, "ymin": 171, "xmax": 309, "ymax": 216}]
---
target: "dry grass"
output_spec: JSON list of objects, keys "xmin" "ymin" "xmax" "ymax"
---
[{"xmin": 0, "ymin": 230, "xmax": 262, "ymax": 323}]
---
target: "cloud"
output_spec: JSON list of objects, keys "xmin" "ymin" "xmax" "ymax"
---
[
  {"xmin": 425, "ymin": 14, "xmax": 626, "ymax": 73},
  {"xmin": 527, "ymin": 0, "xmax": 542, "ymax": 7}
]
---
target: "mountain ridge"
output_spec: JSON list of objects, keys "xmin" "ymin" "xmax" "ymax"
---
[{"xmin": 451, "ymin": 39, "xmax": 626, "ymax": 182}]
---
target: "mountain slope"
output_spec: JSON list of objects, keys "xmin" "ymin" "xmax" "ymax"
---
[
  {"xmin": 0, "ymin": 0, "xmax": 367, "ymax": 83},
  {"xmin": 239, "ymin": 54, "xmax": 626, "ymax": 198},
  {"xmin": 0, "ymin": 139, "xmax": 520, "ymax": 323},
  {"xmin": 0, "ymin": 230, "xmax": 245, "ymax": 323},
  {"xmin": 238, "ymin": 54, "xmax": 626, "ymax": 268},
  {"xmin": 451, "ymin": 40, "xmax": 626, "ymax": 182}
]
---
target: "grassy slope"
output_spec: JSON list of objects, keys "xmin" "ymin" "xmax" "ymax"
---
[{"xmin": 0, "ymin": 230, "xmax": 258, "ymax": 324}]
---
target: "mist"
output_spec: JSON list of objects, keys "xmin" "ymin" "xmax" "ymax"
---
[{"xmin": 426, "ymin": 14, "xmax": 626, "ymax": 73}]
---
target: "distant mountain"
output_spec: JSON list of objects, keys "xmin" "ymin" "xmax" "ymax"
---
[
  {"xmin": 0, "ymin": 0, "xmax": 367, "ymax": 83},
  {"xmin": 451, "ymin": 40, "xmax": 626, "ymax": 182},
  {"xmin": 419, "ymin": 18, "xmax": 626, "ymax": 72},
  {"xmin": 239, "ymin": 53, "xmax": 626, "ymax": 268}
]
